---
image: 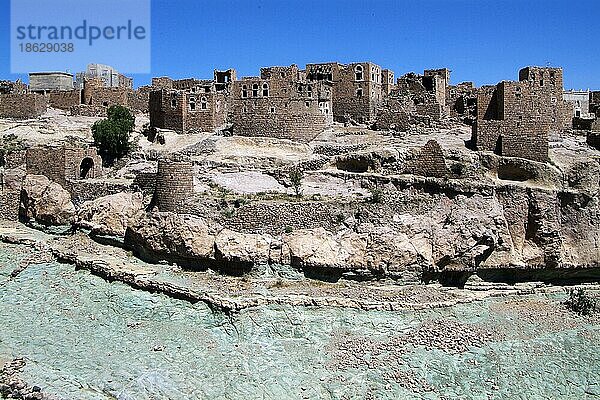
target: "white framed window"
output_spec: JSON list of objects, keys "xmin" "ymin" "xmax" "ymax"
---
[{"xmin": 355, "ymin": 65, "xmax": 363, "ymax": 81}]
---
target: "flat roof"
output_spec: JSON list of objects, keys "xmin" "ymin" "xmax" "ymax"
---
[{"xmin": 29, "ymin": 72, "xmax": 73, "ymax": 77}]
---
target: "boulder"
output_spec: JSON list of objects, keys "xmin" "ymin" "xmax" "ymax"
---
[
  {"xmin": 281, "ymin": 228, "xmax": 368, "ymax": 270},
  {"xmin": 77, "ymin": 192, "xmax": 144, "ymax": 237},
  {"xmin": 214, "ymin": 229, "xmax": 272, "ymax": 265},
  {"xmin": 125, "ymin": 212, "xmax": 216, "ymax": 263},
  {"xmin": 21, "ymin": 175, "xmax": 76, "ymax": 225}
]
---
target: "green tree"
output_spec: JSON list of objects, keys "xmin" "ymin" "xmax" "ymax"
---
[
  {"xmin": 92, "ymin": 105, "xmax": 135, "ymax": 162},
  {"xmin": 289, "ymin": 168, "xmax": 304, "ymax": 198}
]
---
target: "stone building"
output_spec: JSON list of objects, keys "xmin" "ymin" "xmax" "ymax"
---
[
  {"xmin": 231, "ymin": 65, "xmax": 333, "ymax": 141},
  {"xmin": 149, "ymin": 71, "xmax": 232, "ymax": 134},
  {"xmin": 29, "ymin": 72, "xmax": 74, "ymax": 93},
  {"xmin": 563, "ymin": 90, "xmax": 592, "ymax": 119},
  {"xmin": 472, "ymin": 67, "xmax": 570, "ymax": 162},
  {"xmin": 26, "ymin": 145, "xmax": 102, "ymax": 186},
  {"xmin": 306, "ymin": 62, "xmax": 387, "ymax": 123},
  {"xmin": 409, "ymin": 140, "xmax": 449, "ymax": 177}
]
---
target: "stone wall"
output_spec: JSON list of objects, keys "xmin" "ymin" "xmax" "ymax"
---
[
  {"xmin": 0, "ymin": 94, "xmax": 47, "ymax": 119},
  {"xmin": 375, "ymin": 95, "xmax": 413, "ymax": 131},
  {"xmin": 48, "ymin": 90, "xmax": 81, "ymax": 110},
  {"xmin": 154, "ymin": 159, "xmax": 194, "ymax": 212}
]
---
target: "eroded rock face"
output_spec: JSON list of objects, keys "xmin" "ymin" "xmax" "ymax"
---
[
  {"xmin": 20, "ymin": 175, "xmax": 76, "ymax": 225},
  {"xmin": 125, "ymin": 212, "xmax": 216, "ymax": 263},
  {"xmin": 281, "ymin": 228, "xmax": 368, "ymax": 270},
  {"xmin": 77, "ymin": 192, "xmax": 144, "ymax": 237}
]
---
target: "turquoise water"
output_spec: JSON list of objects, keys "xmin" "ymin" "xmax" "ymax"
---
[{"xmin": 1, "ymin": 242, "xmax": 599, "ymax": 400}]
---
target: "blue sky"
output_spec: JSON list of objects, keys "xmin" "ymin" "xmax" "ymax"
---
[{"xmin": 1, "ymin": 0, "xmax": 599, "ymax": 89}]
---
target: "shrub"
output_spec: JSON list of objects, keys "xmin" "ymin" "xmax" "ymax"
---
[
  {"xmin": 92, "ymin": 105, "xmax": 135, "ymax": 162},
  {"xmin": 565, "ymin": 288, "xmax": 598, "ymax": 316},
  {"xmin": 289, "ymin": 168, "xmax": 304, "ymax": 198}
]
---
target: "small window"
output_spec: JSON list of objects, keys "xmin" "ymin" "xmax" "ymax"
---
[
  {"xmin": 540, "ymin": 80, "xmax": 544, "ymax": 86},
  {"xmin": 241, "ymin": 84, "xmax": 248, "ymax": 99},
  {"xmin": 356, "ymin": 88, "xmax": 363, "ymax": 98},
  {"xmin": 189, "ymin": 97, "xmax": 196, "ymax": 111},
  {"xmin": 355, "ymin": 65, "xmax": 363, "ymax": 81},
  {"xmin": 243, "ymin": 106, "xmax": 247, "ymax": 113},
  {"xmin": 270, "ymin": 107, "xmax": 275, "ymax": 113},
  {"xmin": 305, "ymin": 101, "xmax": 310, "ymax": 108},
  {"xmin": 252, "ymin": 84, "xmax": 259, "ymax": 97},
  {"xmin": 201, "ymin": 96, "xmax": 207, "ymax": 110},
  {"xmin": 262, "ymin": 83, "xmax": 269, "ymax": 97},
  {"xmin": 307, "ymin": 85, "xmax": 313, "ymax": 98},
  {"xmin": 171, "ymin": 98, "xmax": 177, "ymax": 108}
]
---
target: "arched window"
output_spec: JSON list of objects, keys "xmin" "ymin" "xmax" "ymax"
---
[
  {"xmin": 189, "ymin": 97, "xmax": 196, "ymax": 111},
  {"xmin": 241, "ymin": 85, "xmax": 248, "ymax": 99},
  {"xmin": 252, "ymin": 83, "xmax": 259, "ymax": 97},
  {"xmin": 170, "ymin": 97, "xmax": 177, "ymax": 108},
  {"xmin": 356, "ymin": 88, "xmax": 363, "ymax": 98},
  {"xmin": 262, "ymin": 83, "xmax": 269, "ymax": 97},
  {"xmin": 355, "ymin": 65, "xmax": 363, "ymax": 81},
  {"xmin": 201, "ymin": 96, "xmax": 207, "ymax": 110}
]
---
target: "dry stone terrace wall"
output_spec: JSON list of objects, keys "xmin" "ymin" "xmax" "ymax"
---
[
  {"xmin": 0, "ymin": 93, "xmax": 47, "ymax": 119},
  {"xmin": 0, "ymin": 190, "xmax": 19, "ymax": 220}
]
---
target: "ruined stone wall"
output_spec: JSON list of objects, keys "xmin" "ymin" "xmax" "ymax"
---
[
  {"xmin": 154, "ymin": 159, "xmax": 194, "ymax": 212},
  {"xmin": 152, "ymin": 77, "xmax": 173, "ymax": 90},
  {"xmin": 0, "ymin": 190, "xmax": 20, "ymax": 220},
  {"xmin": 0, "ymin": 94, "xmax": 47, "ymax": 119},
  {"xmin": 409, "ymin": 140, "xmax": 449, "ymax": 178},
  {"xmin": 375, "ymin": 94, "xmax": 414, "ymax": 131},
  {"xmin": 26, "ymin": 146, "xmax": 102, "ymax": 186},
  {"xmin": 447, "ymin": 82, "xmax": 477, "ymax": 120},
  {"xmin": 48, "ymin": 90, "xmax": 81, "ymax": 110}
]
